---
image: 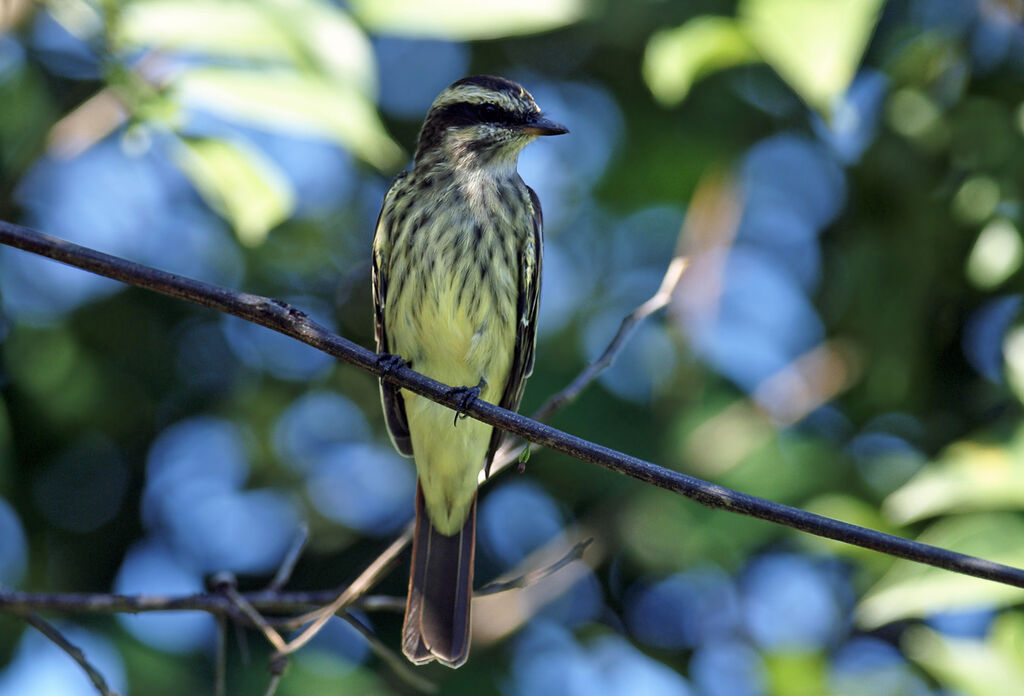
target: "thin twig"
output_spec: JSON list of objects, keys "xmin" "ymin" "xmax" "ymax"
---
[
  {"xmin": 212, "ymin": 573, "xmax": 287, "ymax": 653},
  {"xmin": 23, "ymin": 613, "xmax": 117, "ymax": 696},
  {"xmin": 488, "ymin": 173, "xmax": 738, "ymax": 478},
  {"xmin": 476, "ymin": 539, "xmax": 594, "ymax": 596},
  {"xmin": 532, "ymin": 256, "xmax": 689, "ymax": 422},
  {"xmin": 532, "ymin": 171, "xmax": 737, "ymax": 422},
  {"xmin": 214, "ymin": 614, "xmax": 227, "ymax": 696},
  {"xmin": 0, "ymin": 587, "xmax": 379, "ymax": 619},
  {"xmin": 263, "ymin": 655, "xmax": 288, "ymax": 696},
  {"xmin": 275, "ymin": 527, "xmax": 413, "ymax": 656},
  {"xmin": 482, "ymin": 251, "xmax": 687, "ymax": 479},
  {"xmin": 266, "ymin": 523, "xmax": 309, "ymax": 592},
  {"xmin": 350, "ymin": 595, "xmax": 406, "ymax": 613},
  {"xmin": 471, "ymin": 526, "xmax": 602, "ymax": 646},
  {"xmin": 340, "ymin": 614, "xmax": 437, "ymax": 694},
  {"xmin": 482, "ymin": 252, "xmax": 689, "ymax": 481},
  {"xmin": 263, "ymin": 674, "xmax": 283, "ymax": 696},
  {"xmin": 3, "ymin": 221, "xmax": 1024, "ymax": 589}
]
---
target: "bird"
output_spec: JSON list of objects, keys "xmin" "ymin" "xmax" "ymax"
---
[{"xmin": 371, "ymin": 75, "xmax": 566, "ymax": 667}]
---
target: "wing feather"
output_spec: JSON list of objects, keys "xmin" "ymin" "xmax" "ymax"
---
[
  {"xmin": 484, "ymin": 184, "xmax": 543, "ymax": 472},
  {"xmin": 373, "ymin": 172, "xmax": 413, "ymax": 456}
]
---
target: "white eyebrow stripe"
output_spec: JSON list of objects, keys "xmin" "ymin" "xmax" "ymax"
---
[{"xmin": 430, "ymin": 85, "xmax": 533, "ymax": 114}]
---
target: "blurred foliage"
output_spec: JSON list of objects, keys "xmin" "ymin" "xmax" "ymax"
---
[
  {"xmin": 1, "ymin": 0, "xmax": 1024, "ymax": 695},
  {"xmin": 644, "ymin": 0, "xmax": 885, "ymax": 112}
]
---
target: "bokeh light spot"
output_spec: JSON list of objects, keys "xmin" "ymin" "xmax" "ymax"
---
[
  {"xmin": 953, "ymin": 175, "xmax": 1000, "ymax": 225},
  {"xmin": 113, "ymin": 541, "xmax": 211, "ymax": 653},
  {"xmin": 966, "ymin": 218, "xmax": 1023, "ymax": 289},
  {"xmin": 0, "ymin": 625, "xmax": 125, "ymax": 696},
  {"xmin": 0, "ymin": 497, "xmax": 27, "ymax": 586}
]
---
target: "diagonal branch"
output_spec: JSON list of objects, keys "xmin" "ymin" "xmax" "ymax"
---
[
  {"xmin": 531, "ymin": 256, "xmax": 689, "ymax": 422},
  {"xmin": 275, "ymin": 527, "xmax": 412, "ymax": 655},
  {"xmin": 23, "ymin": 613, "xmax": 118, "ymax": 696},
  {"xmin": 212, "ymin": 573, "xmax": 288, "ymax": 653},
  {"xmin": 475, "ymin": 539, "xmax": 594, "ymax": 596},
  {"xmin": 339, "ymin": 614, "xmax": 437, "ymax": 694},
  {"xmin": 3, "ymin": 219, "xmax": 1024, "ymax": 591},
  {"xmin": 490, "ymin": 172, "xmax": 735, "ymax": 476}
]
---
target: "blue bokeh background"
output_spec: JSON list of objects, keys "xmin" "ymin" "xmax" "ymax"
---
[{"xmin": 2, "ymin": 0, "xmax": 1024, "ymax": 694}]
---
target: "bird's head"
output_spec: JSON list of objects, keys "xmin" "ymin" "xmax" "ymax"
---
[{"xmin": 414, "ymin": 75, "xmax": 567, "ymax": 170}]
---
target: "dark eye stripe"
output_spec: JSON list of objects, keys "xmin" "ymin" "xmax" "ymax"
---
[{"xmin": 431, "ymin": 101, "xmax": 518, "ymax": 127}]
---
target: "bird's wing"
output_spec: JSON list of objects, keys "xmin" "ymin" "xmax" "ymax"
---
[
  {"xmin": 484, "ymin": 184, "xmax": 543, "ymax": 472},
  {"xmin": 373, "ymin": 173, "xmax": 413, "ymax": 456}
]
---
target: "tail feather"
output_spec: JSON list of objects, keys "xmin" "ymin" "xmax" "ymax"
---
[{"xmin": 403, "ymin": 484, "xmax": 476, "ymax": 668}]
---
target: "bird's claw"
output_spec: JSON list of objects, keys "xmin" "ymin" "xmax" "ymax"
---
[
  {"xmin": 377, "ymin": 353, "xmax": 408, "ymax": 377},
  {"xmin": 449, "ymin": 379, "xmax": 485, "ymax": 426}
]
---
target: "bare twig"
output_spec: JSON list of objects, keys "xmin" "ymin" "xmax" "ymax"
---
[
  {"xmin": 3, "ymin": 221, "xmax": 1024, "ymax": 591},
  {"xmin": 23, "ymin": 613, "xmax": 117, "ymax": 696},
  {"xmin": 472, "ymin": 526, "xmax": 603, "ymax": 646},
  {"xmin": 532, "ymin": 172, "xmax": 737, "ymax": 423},
  {"xmin": 214, "ymin": 614, "xmax": 227, "ymax": 696},
  {"xmin": 482, "ymin": 250, "xmax": 688, "ymax": 480},
  {"xmin": 212, "ymin": 573, "xmax": 288, "ymax": 653},
  {"xmin": 275, "ymin": 527, "xmax": 412, "ymax": 656},
  {"xmin": 0, "ymin": 587, "xmax": 335, "ymax": 618},
  {"xmin": 263, "ymin": 655, "xmax": 288, "ymax": 696},
  {"xmin": 340, "ymin": 615, "xmax": 437, "ymax": 694},
  {"xmin": 531, "ymin": 256, "xmax": 689, "ymax": 422},
  {"xmin": 350, "ymin": 595, "xmax": 406, "ymax": 613},
  {"xmin": 476, "ymin": 539, "xmax": 594, "ymax": 596},
  {"xmin": 485, "ymin": 173, "xmax": 737, "ymax": 480},
  {"xmin": 263, "ymin": 674, "xmax": 283, "ymax": 696},
  {"xmin": 266, "ymin": 524, "xmax": 309, "ymax": 593}
]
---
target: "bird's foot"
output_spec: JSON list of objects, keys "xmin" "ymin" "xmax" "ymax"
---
[
  {"xmin": 449, "ymin": 378, "xmax": 486, "ymax": 426},
  {"xmin": 376, "ymin": 352, "xmax": 408, "ymax": 377}
]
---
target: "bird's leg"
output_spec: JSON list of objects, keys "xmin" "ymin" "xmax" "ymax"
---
[
  {"xmin": 449, "ymin": 378, "xmax": 487, "ymax": 426},
  {"xmin": 376, "ymin": 352, "xmax": 408, "ymax": 377}
]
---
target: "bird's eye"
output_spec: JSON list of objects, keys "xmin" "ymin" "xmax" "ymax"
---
[{"xmin": 479, "ymin": 104, "xmax": 500, "ymax": 120}]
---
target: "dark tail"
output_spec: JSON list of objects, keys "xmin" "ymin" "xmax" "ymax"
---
[{"xmin": 402, "ymin": 484, "xmax": 476, "ymax": 668}]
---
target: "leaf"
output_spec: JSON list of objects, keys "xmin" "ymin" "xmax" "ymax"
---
[
  {"xmin": 882, "ymin": 425, "xmax": 1024, "ymax": 524},
  {"xmin": 175, "ymin": 68, "xmax": 403, "ymax": 169},
  {"xmin": 347, "ymin": 0, "xmax": 586, "ymax": 40},
  {"xmin": 174, "ymin": 137, "xmax": 294, "ymax": 246},
  {"xmin": 116, "ymin": 0, "xmax": 377, "ymax": 95},
  {"xmin": 763, "ymin": 651, "xmax": 828, "ymax": 696},
  {"xmin": 643, "ymin": 16, "xmax": 759, "ymax": 106},
  {"xmin": 738, "ymin": 0, "xmax": 885, "ymax": 113},
  {"xmin": 857, "ymin": 513, "xmax": 1024, "ymax": 629},
  {"xmin": 902, "ymin": 616, "xmax": 1024, "ymax": 696},
  {"xmin": 117, "ymin": 0, "xmax": 298, "ymax": 60}
]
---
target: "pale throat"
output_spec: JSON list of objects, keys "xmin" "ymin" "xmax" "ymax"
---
[{"xmin": 446, "ymin": 132, "xmax": 532, "ymax": 181}]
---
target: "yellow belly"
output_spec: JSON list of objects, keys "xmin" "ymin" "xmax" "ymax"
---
[{"xmin": 388, "ymin": 263, "xmax": 514, "ymax": 534}]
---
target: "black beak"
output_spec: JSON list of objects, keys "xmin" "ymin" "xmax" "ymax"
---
[{"xmin": 520, "ymin": 115, "xmax": 568, "ymax": 136}]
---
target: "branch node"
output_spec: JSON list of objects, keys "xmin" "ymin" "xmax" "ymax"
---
[
  {"xmin": 268, "ymin": 653, "xmax": 290, "ymax": 677},
  {"xmin": 210, "ymin": 572, "xmax": 237, "ymax": 593}
]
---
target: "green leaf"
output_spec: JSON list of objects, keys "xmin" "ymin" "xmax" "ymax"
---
[
  {"xmin": 857, "ymin": 513, "xmax": 1024, "ymax": 629},
  {"xmin": 174, "ymin": 137, "xmax": 294, "ymax": 246},
  {"xmin": 903, "ymin": 615, "xmax": 1024, "ymax": 696},
  {"xmin": 883, "ymin": 425, "xmax": 1024, "ymax": 524},
  {"xmin": 643, "ymin": 16, "xmax": 759, "ymax": 106},
  {"xmin": 174, "ymin": 68, "xmax": 403, "ymax": 170},
  {"xmin": 738, "ymin": 0, "xmax": 885, "ymax": 113},
  {"xmin": 763, "ymin": 650, "xmax": 828, "ymax": 696},
  {"xmin": 348, "ymin": 0, "xmax": 586, "ymax": 40},
  {"xmin": 117, "ymin": 0, "xmax": 377, "ymax": 94},
  {"xmin": 117, "ymin": 0, "xmax": 298, "ymax": 60}
]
